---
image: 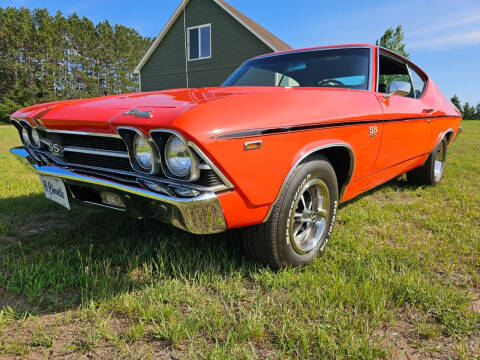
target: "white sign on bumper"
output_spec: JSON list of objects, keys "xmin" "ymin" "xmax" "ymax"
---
[{"xmin": 39, "ymin": 175, "xmax": 70, "ymax": 210}]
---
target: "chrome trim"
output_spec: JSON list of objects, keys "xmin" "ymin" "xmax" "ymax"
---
[
  {"xmin": 62, "ymin": 146, "xmax": 129, "ymax": 158},
  {"xmin": 10, "ymin": 146, "xmax": 226, "ymax": 234},
  {"xmin": 124, "ymin": 108, "xmax": 153, "ymax": 118},
  {"xmin": 15, "ymin": 120, "xmax": 38, "ymax": 148},
  {"xmin": 376, "ymin": 46, "xmax": 380, "ymax": 92},
  {"xmin": 368, "ymin": 46, "xmax": 373, "ymax": 92},
  {"xmin": 244, "ymin": 140, "xmax": 263, "ymax": 151},
  {"xmin": 188, "ymin": 141, "xmax": 234, "ymax": 190},
  {"xmin": 419, "ymin": 129, "xmax": 454, "ymax": 167},
  {"xmin": 81, "ymin": 200, "xmax": 127, "ymax": 212},
  {"xmin": 117, "ymin": 126, "xmax": 161, "ymax": 175},
  {"xmin": 197, "ymin": 163, "xmax": 212, "ymax": 170},
  {"xmin": 377, "ymin": 48, "xmax": 429, "ymax": 99},
  {"xmin": 12, "ymin": 121, "xmax": 232, "ymax": 192},
  {"xmin": 36, "ymin": 127, "xmax": 122, "ymax": 138},
  {"xmin": 150, "ymin": 129, "xmax": 234, "ymax": 190},
  {"xmin": 33, "ymin": 148, "xmax": 227, "ymax": 193},
  {"xmin": 263, "ymin": 143, "xmax": 355, "ymax": 223},
  {"xmin": 161, "ymin": 132, "xmax": 201, "ymax": 182}
]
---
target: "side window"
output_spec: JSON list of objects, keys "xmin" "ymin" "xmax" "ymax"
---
[
  {"xmin": 409, "ymin": 66, "xmax": 426, "ymax": 98},
  {"xmin": 188, "ymin": 24, "xmax": 211, "ymax": 61},
  {"xmin": 276, "ymin": 73, "xmax": 300, "ymax": 87},
  {"xmin": 378, "ymin": 54, "xmax": 414, "ymax": 98}
]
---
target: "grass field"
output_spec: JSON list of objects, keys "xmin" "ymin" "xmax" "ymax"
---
[{"xmin": 0, "ymin": 122, "xmax": 479, "ymax": 359}]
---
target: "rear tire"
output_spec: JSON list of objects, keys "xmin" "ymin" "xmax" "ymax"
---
[
  {"xmin": 407, "ymin": 138, "xmax": 448, "ymax": 186},
  {"xmin": 242, "ymin": 157, "xmax": 339, "ymax": 269}
]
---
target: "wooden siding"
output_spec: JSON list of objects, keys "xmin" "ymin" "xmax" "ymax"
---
[
  {"xmin": 141, "ymin": 10, "xmax": 187, "ymax": 91},
  {"xmin": 141, "ymin": 0, "xmax": 273, "ymax": 91}
]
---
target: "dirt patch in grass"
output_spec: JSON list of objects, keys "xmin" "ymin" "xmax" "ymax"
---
[
  {"xmin": 470, "ymin": 290, "xmax": 480, "ymax": 315},
  {"xmin": 378, "ymin": 305, "xmax": 479, "ymax": 359},
  {"xmin": 0, "ymin": 310, "xmax": 187, "ymax": 359},
  {"xmin": 16, "ymin": 211, "xmax": 71, "ymax": 238},
  {"xmin": 0, "ymin": 292, "xmax": 29, "ymax": 314}
]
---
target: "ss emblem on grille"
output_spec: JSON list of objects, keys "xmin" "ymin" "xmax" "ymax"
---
[
  {"xmin": 48, "ymin": 143, "xmax": 63, "ymax": 154},
  {"xmin": 369, "ymin": 126, "xmax": 378, "ymax": 138}
]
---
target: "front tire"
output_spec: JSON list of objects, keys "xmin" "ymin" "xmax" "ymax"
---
[
  {"xmin": 242, "ymin": 157, "xmax": 339, "ymax": 269},
  {"xmin": 407, "ymin": 138, "xmax": 448, "ymax": 186}
]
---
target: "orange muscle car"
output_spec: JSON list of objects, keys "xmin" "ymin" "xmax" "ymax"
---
[{"xmin": 9, "ymin": 44, "xmax": 462, "ymax": 268}]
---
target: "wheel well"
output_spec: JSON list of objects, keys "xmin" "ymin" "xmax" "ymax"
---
[
  {"xmin": 444, "ymin": 131, "xmax": 454, "ymax": 145},
  {"xmin": 301, "ymin": 146, "xmax": 353, "ymax": 198}
]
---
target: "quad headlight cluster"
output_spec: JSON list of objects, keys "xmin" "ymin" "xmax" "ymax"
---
[
  {"xmin": 14, "ymin": 121, "xmax": 42, "ymax": 148},
  {"xmin": 118, "ymin": 128, "xmax": 200, "ymax": 182}
]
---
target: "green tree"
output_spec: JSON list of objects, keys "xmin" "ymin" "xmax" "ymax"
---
[
  {"xmin": 0, "ymin": 6, "xmax": 152, "ymax": 122},
  {"xmin": 377, "ymin": 25, "xmax": 409, "ymax": 58},
  {"xmin": 475, "ymin": 103, "xmax": 480, "ymax": 120},
  {"xmin": 462, "ymin": 102, "xmax": 475, "ymax": 120},
  {"xmin": 450, "ymin": 95, "xmax": 461, "ymax": 112}
]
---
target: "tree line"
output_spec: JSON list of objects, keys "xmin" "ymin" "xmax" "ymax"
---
[
  {"xmin": 0, "ymin": 7, "xmax": 152, "ymax": 122},
  {"xmin": 450, "ymin": 95, "xmax": 479, "ymax": 120}
]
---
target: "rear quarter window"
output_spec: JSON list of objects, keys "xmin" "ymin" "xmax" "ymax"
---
[{"xmin": 409, "ymin": 66, "xmax": 427, "ymax": 98}]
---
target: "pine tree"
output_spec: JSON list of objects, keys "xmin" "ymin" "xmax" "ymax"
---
[
  {"xmin": 0, "ymin": 6, "xmax": 152, "ymax": 122},
  {"xmin": 450, "ymin": 95, "xmax": 461, "ymax": 112},
  {"xmin": 462, "ymin": 103, "xmax": 475, "ymax": 120}
]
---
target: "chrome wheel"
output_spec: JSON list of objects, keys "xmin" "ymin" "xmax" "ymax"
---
[
  {"xmin": 289, "ymin": 179, "xmax": 330, "ymax": 255},
  {"xmin": 434, "ymin": 140, "xmax": 446, "ymax": 182}
]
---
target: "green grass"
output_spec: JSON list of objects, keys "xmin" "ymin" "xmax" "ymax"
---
[{"xmin": 0, "ymin": 122, "xmax": 479, "ymax": 359}]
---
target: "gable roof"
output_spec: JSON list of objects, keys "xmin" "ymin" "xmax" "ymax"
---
[{"xmin": 134, "ymin": 0, "xmax": 291, "ymax": 74}]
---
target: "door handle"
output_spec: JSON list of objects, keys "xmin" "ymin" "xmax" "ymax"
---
[{"xmin": 422, "ymin": 107, "xmax": 435, "ymax": 113}]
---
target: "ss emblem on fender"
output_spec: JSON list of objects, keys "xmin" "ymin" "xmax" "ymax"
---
[{"xmin": 369, "ymin": 126, "xmax": 378, "ymax": 138}]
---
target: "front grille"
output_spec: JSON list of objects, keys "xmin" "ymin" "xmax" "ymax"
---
[
  {"xmin": 37, "ymin": 129, "xmax": 228, "ymax": 192},
  {"xmin": 63, "ymin": 152, "xmax": 132, "ymax": 172},
  {"xmin": 197, "ymin": 169, "xmax": 224, "ymax": 188},
  {"xmin": 39, "ymin": 130, "xmax": 127, "ymax": 152}
]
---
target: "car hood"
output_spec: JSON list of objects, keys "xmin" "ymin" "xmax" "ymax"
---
[
  {"xmin": 11, "ymin": 87, "xmax": 377, "ymax": 142},
  {"xmin": 11, "ymin": 87, "xmax": 257, "ymax": 133}
]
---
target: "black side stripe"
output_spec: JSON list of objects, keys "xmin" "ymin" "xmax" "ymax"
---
[{"xmin": 214, "ymin": 115, "xmax": 459, "ymax": 139}]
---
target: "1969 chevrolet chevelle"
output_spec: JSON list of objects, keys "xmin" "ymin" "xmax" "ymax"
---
[{"xmin": 10, "ymin": 44, "xmax": 462, "ymax": 268}]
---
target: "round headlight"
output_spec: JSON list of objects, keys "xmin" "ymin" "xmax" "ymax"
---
[
  {"xmin": 21, "ymin": 128, "xmax": 31, "ymax": 145},
  {"xmin": 31, "ymin": 128, "xmax": 41, "ymax": 147},
  {"xmin": 165, "ymin": 135, "xmax": 192, "ymax": 177},
  {"xmin": 133, "ymin": 134, "xmax": 153, "ymax": 170}
]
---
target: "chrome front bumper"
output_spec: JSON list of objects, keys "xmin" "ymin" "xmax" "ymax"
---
[{"xmin": 10, "ymin": 147, "xmax": 226, "ymax": 234}]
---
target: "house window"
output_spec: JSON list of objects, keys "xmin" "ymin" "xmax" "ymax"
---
[{"xmin": 188, "ymin": 24, "xmax": 211, "ymax": 61}]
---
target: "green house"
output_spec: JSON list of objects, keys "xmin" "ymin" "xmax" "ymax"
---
[{"xmin": 134, "ymin": 0, "xmax": 291, "ymax": 91}]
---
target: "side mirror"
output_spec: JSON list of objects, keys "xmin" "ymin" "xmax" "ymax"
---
[{"xmin": 385, "ymin": 81, "xmax": 411, "ymax": 98}]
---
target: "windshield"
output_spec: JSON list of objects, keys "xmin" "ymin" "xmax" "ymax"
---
[{"xmin": 222, "ymin": 48, "xmax": 371, "ymax": 90}]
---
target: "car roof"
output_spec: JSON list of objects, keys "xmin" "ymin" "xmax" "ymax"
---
[
  {"xmin": 248, "ymin": 44, "xmax": 428, "ymax": 80},
  {"xmin": 250, "ymin": 44, "xmax": 375, "ymax": 60}
]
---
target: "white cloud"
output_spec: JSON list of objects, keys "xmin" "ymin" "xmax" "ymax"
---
[
  {"xmin": 409, "ymin": 30, "xmax": 480, "ymax": 49},
  {"xmin": 409, "ymin": 11, "xmax": 480, "ymax": 37}
]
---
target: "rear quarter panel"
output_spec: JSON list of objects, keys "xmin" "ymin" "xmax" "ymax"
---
[{"xmin": 422, "ymin": 79, "xmax": 462, "ymax": 147}]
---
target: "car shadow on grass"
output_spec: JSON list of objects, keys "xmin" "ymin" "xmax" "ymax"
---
[
  {"xmin": 0, "ymin": 176, "xmax": 418, "ymax": 316},
  {"xmin": 0, "ymin": 193, "xmax": 254, "ymax": 316}
]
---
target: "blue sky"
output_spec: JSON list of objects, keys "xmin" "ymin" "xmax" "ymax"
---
[{"xmin": 4, "ymin": 0, "xmax": 480, "ymax": 105}]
